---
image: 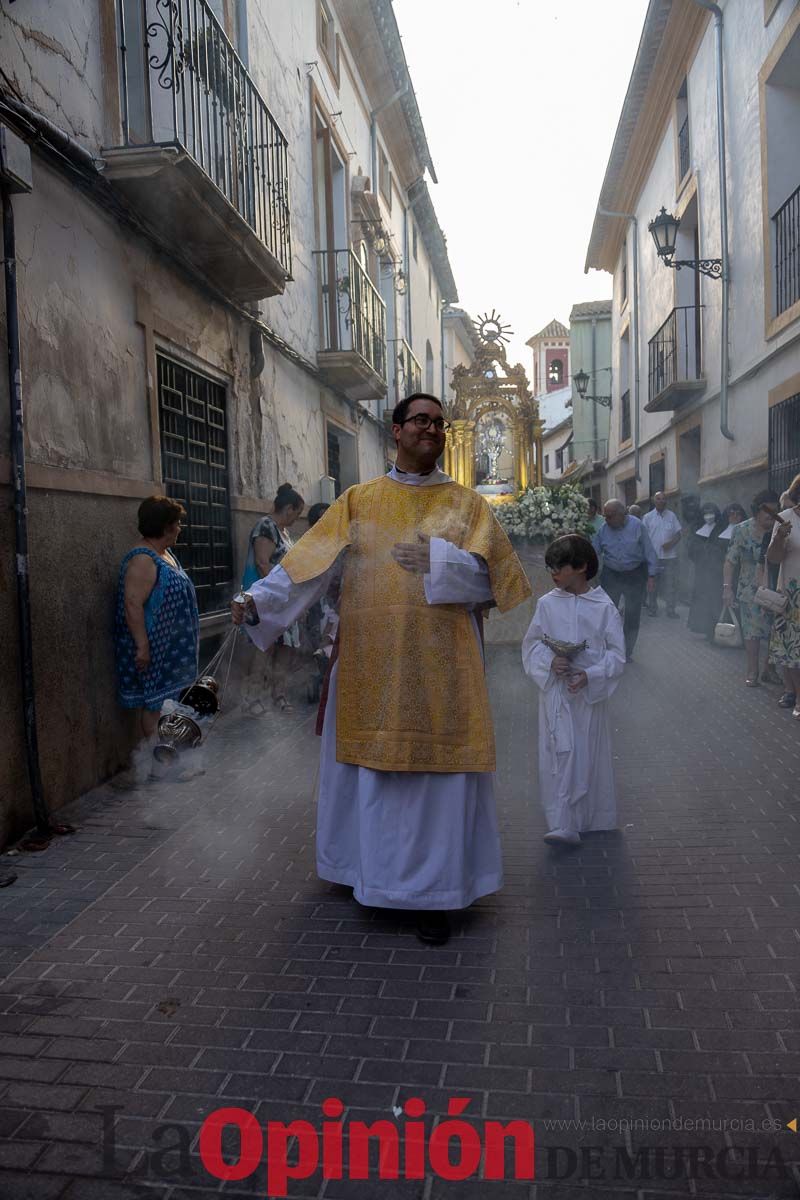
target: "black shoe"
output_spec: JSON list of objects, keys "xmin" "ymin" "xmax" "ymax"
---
[
  {"xmin": 415, "ymin": 911, "xmax": 450, "ymax": 945},
  {"xmin": 778, "ymin": 692, "xmax": 797, "ymax": 709}
]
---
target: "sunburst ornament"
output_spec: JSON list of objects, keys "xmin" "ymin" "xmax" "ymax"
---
[{"xmin": 477, "ymin": 310, "xmax": 513, "ymax": 346}]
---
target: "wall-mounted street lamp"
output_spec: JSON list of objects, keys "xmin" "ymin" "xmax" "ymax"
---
[
  {"xmin": 380, "ymin": 259, "xmax": 407, "ymax": 295},
  {"xmin": 647, "ymin": 207, "xmax": 722, "ymax": 279},
  {"xmin": 573, "ymin": 369, "xmax": 611, "ymax": 409},
  {"xmin": 354, "ymin": 219, "xmax": 390, "ymax": 257}
]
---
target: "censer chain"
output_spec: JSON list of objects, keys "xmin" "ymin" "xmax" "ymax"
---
[{"xmin": 199, "ymin": 627, "xmax": 238, "ymax": 741}]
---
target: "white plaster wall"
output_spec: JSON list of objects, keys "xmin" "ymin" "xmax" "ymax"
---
[
  {"xmin": 443, "ymin": 322, "xmax": 474, "ymax": 405},
  {"xmin": 1, "ymin": 1, "xmax": 109, "ymax": 147},
  {"xmin": 246, "ymin": 2, "xmax": 445, "ymax": 427},
  {"xmin": 7, "ymin": 164, "xmax": 151, "ymax": 477},
  {"xmin": 605, "ymin": 0, "xmax": 800, "ymax": 498},
  {"xmin": 247, "ymin": 0, "xmax": 350, "ymax": 364},
  {"xmin": 542, "ymin": 426, "xmax": 570, "ymax": 480},
  {"xmin": 245, "ymin": 2, "xmax": 444, "ymax": 396},
  {"xmin": 2, "ymin": 154, "xmax": 386, "ymax": 503},
  {"xmin": 537, "ymin": 384, "xmax": 572, "ymax": 434},
  {"xmin": 408, "ymin": 235, "xmax": 444, "ymax": 396}
]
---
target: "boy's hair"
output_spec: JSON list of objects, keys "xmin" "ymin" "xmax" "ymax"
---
[
  {"xmin": 307, "ymin": 502, "xmax": 329, "ymax": 528},
  {"xmin": 544, "ymin": 534, "xmax": 599, "ymax": 581}
]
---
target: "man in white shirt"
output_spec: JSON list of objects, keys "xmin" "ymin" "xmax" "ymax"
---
[{"xmin": 642, "ymin": 492, "xmax": 682, "ymax": 618}]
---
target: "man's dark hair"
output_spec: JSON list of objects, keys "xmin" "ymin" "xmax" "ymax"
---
[
  {"xmin": 392, "ymin": 392, "xmax": 443, "ymax": 427},
  {"xmin": 137, "ymin": 494, "xmax": 186, "ymax": 538},
  {"xmin": 750, "ymin": 490, "xmax": 779, "ymax": 516},
  {"xmin": 307, "ymin": 502, "xmax": 329, "ymax": 528},
  {"xmin": 544, "ymin": 534, "xmax": 599, "ymax": 582},
  {"xmin": 587, "ymin": 497, "xmax": 598, "ymax": 514}
]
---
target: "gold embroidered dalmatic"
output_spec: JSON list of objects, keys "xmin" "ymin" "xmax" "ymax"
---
[{"xmin": 281, "ymin": 475, "xmax": 531, "ymax": 773}]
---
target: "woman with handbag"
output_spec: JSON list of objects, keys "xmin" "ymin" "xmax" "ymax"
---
[
  {"xmin": 688, "ymin": 502, "xmax": 729, "ymax": 641},
  {"xmin": 767, "ymin": 474, "xmax": 800, "ymax": 719},
  {"xmin": 723, "ymin": 491, "xmax": 780, "ymax": 687}
]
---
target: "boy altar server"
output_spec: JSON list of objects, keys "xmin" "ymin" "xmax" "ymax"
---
[{"xmin": 522, "ymin": 534, "xmax": 625, "ymax": 846}]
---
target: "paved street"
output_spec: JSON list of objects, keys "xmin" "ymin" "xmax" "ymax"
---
[{"xmin": 2, "ymin": 600, "xmax": 800, "ymax": 1199}]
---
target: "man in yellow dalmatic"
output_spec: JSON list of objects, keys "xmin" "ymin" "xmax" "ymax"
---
[{"xmin": 233, "ymin": 394, "xmax": 531, "ymax": 943}]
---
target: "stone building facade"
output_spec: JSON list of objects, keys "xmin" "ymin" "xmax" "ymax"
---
[
  {"xmin": 0, "ymin": 0, "xmax": 458, "ymax": 842},
  {"xmin": 585, "ymin": 0, "xmax": 800, "ymax": 515}
]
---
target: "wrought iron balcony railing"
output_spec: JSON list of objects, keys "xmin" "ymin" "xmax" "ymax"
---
[
  {"xmin": 774, "ymin": 182, "xmax": 800, "ymax": 317},
  {"xmin": 315, "ymin": 249, "xmax": 387, "ymax": 386},
  {"xmin": 647, "ymin": 305, "xmax": 704, "ymax": 409},
  {"xmin": 390, "ymin": 338, "xmax": 422, "ymax": 404},
  {"xmin": 678, "ymin": 116, "xmax": 690, "ymax": 181},
  {"xmin": 112, "ymin": 0, "xmax": 291, "ymax": 290}
]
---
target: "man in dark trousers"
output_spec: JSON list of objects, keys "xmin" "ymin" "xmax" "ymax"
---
[{"xmin": 593, "ymin": 499, "xmax": 659, "ymax": 661}]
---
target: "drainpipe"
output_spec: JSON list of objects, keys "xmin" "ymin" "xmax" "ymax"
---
[
  {"xmin": 1, "ymin": 173, "xmax": 50, "ymax": 840},
  {"xmin": 598, "ymin": 208, "xmax": 640, "ymax": 482},
  {"xmin": 590, "ymin": 317, "xmax": 599, "ymax": 463},
  {"xmin": 402, "ymin": 201, "xmax": 411, "ymax": 344},
  {"xmin": 691, "ymin": 0, "xmax": 732, "ymax": 440},
  {"xmin": 440, "ymin": 301, "xmax": 448, "ymax": 400}
]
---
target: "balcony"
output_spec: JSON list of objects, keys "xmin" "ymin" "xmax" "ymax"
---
[
  {"xmin": 315, "ymin": 249, "xmax": 387, "ymax": 401},
  {"xmin": 390, "ymin": 338, "xmax": 422, "ymax": 405},
  {"xmin": 646, "ymin": 305, "xmax": 705, "ymax": 412},
  {"xmin": 774, "ymin": 183, "xmax": 800, "ymax": 317},
  {"xmin": 104, "ymin": 0, "xmax": 292, "ymax": 301}
]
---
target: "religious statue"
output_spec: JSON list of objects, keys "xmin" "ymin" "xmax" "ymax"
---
[{"xmin": 478, "ymin": 416, "xmax": 508, "ymax": 482}]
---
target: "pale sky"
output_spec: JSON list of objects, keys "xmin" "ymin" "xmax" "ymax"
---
[{"xmin": 392, "ymin": 0, "xmax": 650, "ymax": 370}]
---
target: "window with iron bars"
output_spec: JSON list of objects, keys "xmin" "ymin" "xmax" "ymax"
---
[
  {"xmin": 769, "ymin": 391, "xmax": 800, "ymax": 498},
  {"xmin": 157, "ymin": 353, "xmax": 234, "ymax": 615},
  {"xmin": 620, "ymin": 389, "xmax": 632, "ymax": 444}
]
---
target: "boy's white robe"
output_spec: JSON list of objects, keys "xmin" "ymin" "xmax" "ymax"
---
[{"xmin": 522, "ymin": 587, "xmax": 625, "ymax": 834}]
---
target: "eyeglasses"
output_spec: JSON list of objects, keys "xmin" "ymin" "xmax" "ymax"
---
[{"xmin": 399, "ymin": 414, "xmax": 451, "ymax": 433}]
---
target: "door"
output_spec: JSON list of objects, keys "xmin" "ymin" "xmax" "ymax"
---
[{"xmin": 315, "ymin": 113, "xmax": 348, "ymax": 349}]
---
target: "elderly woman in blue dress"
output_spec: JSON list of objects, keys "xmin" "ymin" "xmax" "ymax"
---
[
  {"xmin": 114, "ymin": 495, "xmax": 199, "ymax": 787},
  {"xmin": 723, "ymin": 490, "xmax": 780, "ymax": 687}
]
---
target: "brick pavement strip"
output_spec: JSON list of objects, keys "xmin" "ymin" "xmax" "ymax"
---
[{"xmin": 1, "ymin": 614, "xmax": 800, "ymax": 1196}]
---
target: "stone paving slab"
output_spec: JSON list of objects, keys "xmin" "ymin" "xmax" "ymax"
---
[{"xmin": 1, "ymin": 607, "xmax": 800, "ymax": 1197}]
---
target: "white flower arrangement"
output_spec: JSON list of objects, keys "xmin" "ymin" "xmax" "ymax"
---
[{"xmin": 495, "ymin": 484, "xmax": 594, "ymax": 543}]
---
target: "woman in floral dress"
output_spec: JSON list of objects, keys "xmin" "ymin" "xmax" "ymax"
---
[
  {"xmin": 723, "ymin": 491, "xmax": 780, "ymax": 686},
  {"xmin": 767, "ymin": 474, "xmax": 800, "ymax": 719}
]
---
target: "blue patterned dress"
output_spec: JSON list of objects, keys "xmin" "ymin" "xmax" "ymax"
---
[{"xmin": 115, "ymin": 548, "xmax": 199, "ymax": 712}]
